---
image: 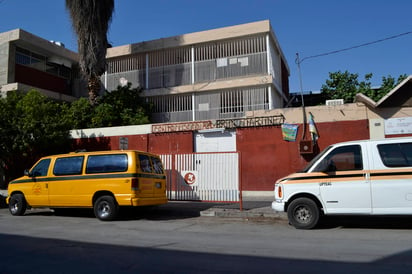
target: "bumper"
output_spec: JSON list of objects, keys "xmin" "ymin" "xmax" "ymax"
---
[
  {"xmin": 271, "ymin": 200, "xmax": 285, "ymax": 212},
  {"xmin": 131, "ymin": 197, "xmax": 168, "ymax": 206}
]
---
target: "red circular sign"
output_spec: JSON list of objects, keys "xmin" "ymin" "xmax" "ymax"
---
[{"xmin": 184, "ymin": 172, "xmax": 196, "ymax": 185}]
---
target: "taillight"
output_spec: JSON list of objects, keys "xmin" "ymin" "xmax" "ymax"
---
[{"xmin": 131, "ymin": 178, "xmax": 139, "ymax": 190}]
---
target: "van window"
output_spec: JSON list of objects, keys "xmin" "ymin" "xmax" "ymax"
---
[
  {"xmin": 139, "ymin": 154, "xmax": 153, "ymax": 173},
  {"xmin": 313, "ymin": 145, "xmax": 362, "ymax": 172},
  {"xmin": 378, "ymin": 143, "xmax": 412, "ymax": 167},
  {"xmin": 31, "ymin": 158, "xmax": 51, "ymax": 177},
  {"xmin": 86, "ymin": 154, "xmax": 128, "ymax": 173},
  {"xmin": 151, "ymin": 156, "xmax": 164, "ymax": 174},
  {"xmin": 53, "ymin": 156, "xmax": 84, "ymax": 176}
]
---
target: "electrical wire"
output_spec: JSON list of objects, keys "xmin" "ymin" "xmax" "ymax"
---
[{"xmin": 297, "ymin": 31, "xmax": 412, "ymax": 64}]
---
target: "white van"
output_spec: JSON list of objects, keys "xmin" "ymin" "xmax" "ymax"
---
[{"xmin": 272, "ymin": 137, "xmax": 412, "ymax": 229}]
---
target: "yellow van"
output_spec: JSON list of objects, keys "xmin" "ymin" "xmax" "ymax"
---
[{"xmin": 7, "ymin": 150, "xmax": 168, "ymax": 220}]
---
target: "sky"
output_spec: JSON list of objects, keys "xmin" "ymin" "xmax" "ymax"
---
[{"xmin": 0, "ymin": 0, "xmax": 411, "ymax": 93}]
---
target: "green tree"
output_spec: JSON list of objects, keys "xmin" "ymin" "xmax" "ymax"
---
[
  {"xmin": 321, "ymin": 71, "xmax": 372, "ymax": 103},
  {"xmin": 0, "ymin": 90, "xmax": 72, "ymax": 183},
  {"xmin": 321, "ymin": 71, "xmax": 407, "ymax": 103},
  {"xmin": 368, "ymin": 74, "xmax": 407, "ymax": 101},
  {"xmin": 91, "ymin": 83, "xmax": 151, "ymax": 127},
  {"xmin": 61, "ymin": 97, "xmax": 94, "ymax": 129},
  {"xmin": 65, "ymin": 0, "xmax": 114, "ymax": 105}
]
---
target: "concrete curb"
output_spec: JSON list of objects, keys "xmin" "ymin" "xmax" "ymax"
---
[{"xmin": 200, "ymin": 206, "xmax": 288, "ymax": 221}]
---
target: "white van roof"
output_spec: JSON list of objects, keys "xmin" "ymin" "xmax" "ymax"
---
[{"xmin": 330, "ymin": 137, "xmax": 412, "ymax": 147}]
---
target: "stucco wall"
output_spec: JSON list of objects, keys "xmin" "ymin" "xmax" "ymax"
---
[
  {"xmin": 70, "ymin": 103, "xmax": 412, "ymax": 191},
  {"xmin": 236, "ymin": 119, "xmax": 370, "ymax": 191}
]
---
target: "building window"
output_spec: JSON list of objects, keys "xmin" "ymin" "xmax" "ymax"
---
[
  {"xmin": 220, "ymin": 90, "xmax": 244, "ymax": 114},
  {"xmin": 16, "ymin": 47, "xmax": 46, "ymax": 70},
  {"xmin": 15, "ymin": 47, "xmax": 72, "ymax": 80}
]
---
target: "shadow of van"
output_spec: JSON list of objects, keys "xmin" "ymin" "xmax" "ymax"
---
[
  {"xmin": 21, "ymin": 201, "xmax": 219, "ymax": 221},
  {"xmin": 318, "ymin": 215, "xmax": 412, "ymax": 230}
]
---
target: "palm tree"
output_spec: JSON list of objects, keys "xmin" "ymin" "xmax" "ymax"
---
[{"xmin": 66, "ymin": 0, "xmax": 114, "ymax": 105}]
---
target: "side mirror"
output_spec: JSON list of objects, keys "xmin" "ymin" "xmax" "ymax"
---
[
  {"xmin": 24, "ymin": 169, "xmax": 32, "ymax": 177},
  {"xmin": 314, "ymin": 160, "xmax": 329, "ymax": 173}
]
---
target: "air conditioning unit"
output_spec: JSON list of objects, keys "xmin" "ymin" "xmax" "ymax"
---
[
  {"xmin": 326, "ymin": 99, "xmax": 344, "ymax": 106},
  {"xmin": 299, "ymin": 140, "xmax": 313, "ymax": 154}
]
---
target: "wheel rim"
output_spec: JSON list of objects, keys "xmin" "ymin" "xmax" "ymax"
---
[
  {"xmin": 98, "ymin": 201, "xmax": 111, "ymax": 218},
  {"xmin": 10, "ymin": 201, "xmax": 19, "ymax": 214},
  {"xmin": 293, "ymin": 205, "xmax": 312, "ymax": 224}
]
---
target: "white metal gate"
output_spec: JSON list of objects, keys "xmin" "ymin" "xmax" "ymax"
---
[{"xmin": 160, "ymin": 152, "xmax": 240, "ymax": 202}]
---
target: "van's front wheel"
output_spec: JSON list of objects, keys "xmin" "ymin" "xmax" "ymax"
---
[
  {"xmin": 287, "ymin": 197, "xmax": 320, "ymax": 229},
  {"xmin": 9, "ymin": 193, "xmax": 27, "ymax": 216},
  {"xmin": 94, "ymin": 195, "xmax": 118, "ymax": 221}
]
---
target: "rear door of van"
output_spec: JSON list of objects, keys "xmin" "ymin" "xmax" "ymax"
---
[
  {"xmin": 369, "ymin": 140, "xmax": 412, "ymax": 214},
  {"xmin": 137, "ymin": 153, "xmax": 166, "ymax": 197}
]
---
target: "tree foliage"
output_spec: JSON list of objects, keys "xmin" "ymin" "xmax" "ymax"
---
[
  {"xmin": 68, "ymin": 83, "xmax": 152, "ymax": 128},
  {"xmin": 321, "ymin": 71, "xmax": 407, "ymax": 103},
  {"xmin": 0, "ymin": 84, "xmax": 151, "ymax": 185},
  {"xmin": 61, "ymin": 97, "xmax": 94, "ymax": 129},
  {"xmin": 91, "ymin": 83, "xmax": 151, "ymax": 127},
  {"xmin": 0, "ymin": 90, "xmax": 72, "ymax": 183}
]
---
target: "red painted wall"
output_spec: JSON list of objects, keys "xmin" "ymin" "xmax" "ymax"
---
[
  {"xmin": 73, "ymin": 132, "xmax": 193, "ymax": 154},
  {"xmin": 148, "ymin": 131, "xmax": 193, "ymax": 154},
  {"xmin": 237, "ymin": 119, "xmax": 370, "ymax": 191},
  {"xmin": 73, "ymin": 135, "xmax": 148, "ymax": 151},
  {"xmin": 73, "ymin": 137, "xmax": 112, "ymax": 151},
  {"xmin": 110, "ymin": 135, "xmax": 149, "ymax": 151},
  {"xmin": 15, "ymin": 64, "xmax": 70, "ymax": 94},
  {"xmin": 71, "ymin": 120, "xmax": 370, "ymax": 191},
  {"xmin": 386, "ymin": 134, "xmax": 412, "ymax": 138}
]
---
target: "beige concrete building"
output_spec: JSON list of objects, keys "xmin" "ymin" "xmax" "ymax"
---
[
  {"xmin": 0, "ymin": 28, "xmax": 85, "ymax": 100},
  {"xmin": 104, "ymin": 20, "xmax": 290, "ymax": 123}
]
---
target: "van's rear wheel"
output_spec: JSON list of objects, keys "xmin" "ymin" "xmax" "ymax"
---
[
  {"xmin": 287, "ymin": 197, "xmax": 319, "ymax": 229},
  {"xmin": 94, "ymin": 195, "xmax": 118, "ymax": 221},
  {"xmin": 9, "ymin": 193, "xmax": 27, "ymax": 216}
]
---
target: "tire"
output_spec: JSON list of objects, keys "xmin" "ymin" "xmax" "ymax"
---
[
  {"xmin": 287, "ymin": 197, "xmax": 320, "ymax": 229},
  {"xmin": 94, "ymin": 195, "xmax": 118, "ymax": 221},
  {"xmin": 9, "ymin": 193, "xmax": 27, "ymax": 216}
]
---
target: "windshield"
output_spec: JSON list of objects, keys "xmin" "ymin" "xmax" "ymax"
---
[{"xmin": 300, "ymin": 145, "xmax": 333, "ymax": 172}]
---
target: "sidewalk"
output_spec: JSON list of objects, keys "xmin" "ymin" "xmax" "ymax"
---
[
  {"xmin": 198, "ymin": 199, "xmax": 287, "ymax": 220},
  {"xmin": 160, "ymin": 197, "xmax": 287, "ymax": 222}
]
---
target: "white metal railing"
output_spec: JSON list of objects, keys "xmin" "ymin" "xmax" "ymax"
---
[
  {"xmin": 160, "ymin": 152, "xmax": 240, "ymax": 202},
  {"xmin": 148, "ymin": 86, "xmax": 269, "ymax": 123},
  {"xmin": 105, "ymin": 52, "xmax": 268, "ymax": 92}
]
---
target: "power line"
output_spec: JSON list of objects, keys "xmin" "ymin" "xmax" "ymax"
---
[{"xmin": 296, "ymin": 30, "xmax": 412, "ymax": 64}]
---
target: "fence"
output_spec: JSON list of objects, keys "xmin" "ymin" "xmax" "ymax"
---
[{"xmin": 160, "ymin": 152, "xmax": 240, "ymax": 203}]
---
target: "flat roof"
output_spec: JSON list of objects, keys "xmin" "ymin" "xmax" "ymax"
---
[{"xmin": 0, "ymin": 28, "xmax": 78, "ymax": 61}]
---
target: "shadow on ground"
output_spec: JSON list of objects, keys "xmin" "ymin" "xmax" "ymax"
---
[
  {"xmin": 318, "ymin": 215, "xmax": 412, "ymax": 230},
  {"xmin": 21, "ymin": 201, "xmax": 224, "ymax": 221}
]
